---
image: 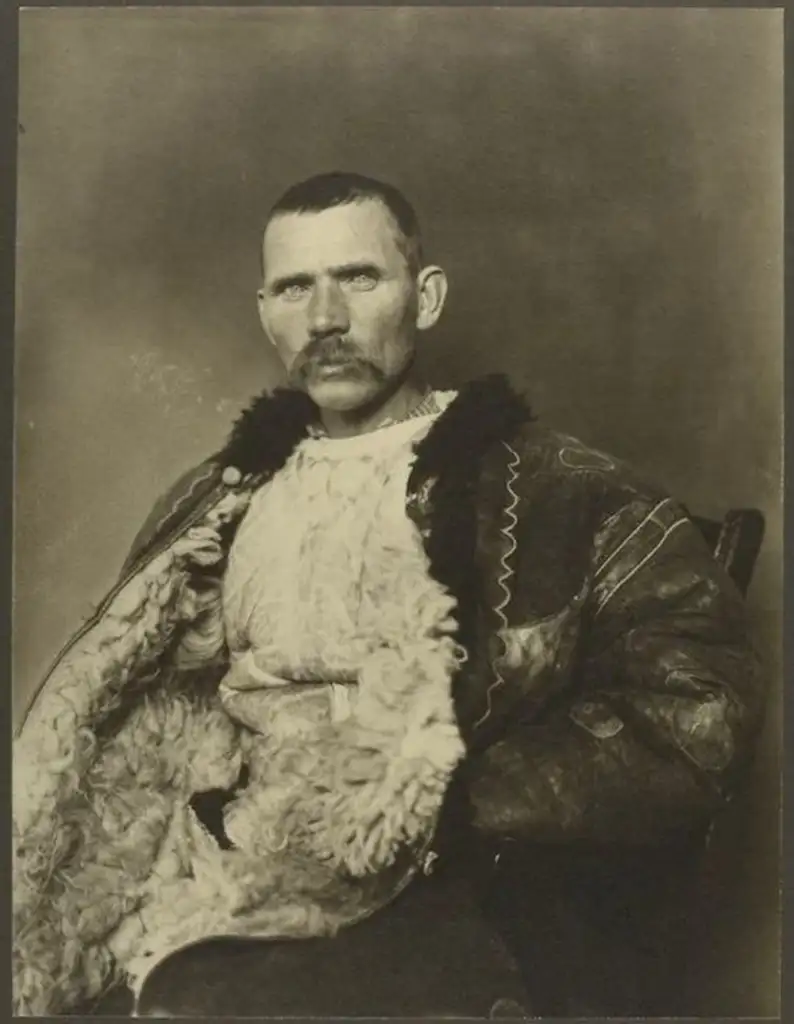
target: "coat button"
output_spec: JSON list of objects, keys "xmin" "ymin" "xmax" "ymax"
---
[{"xmin": 222, "ymin": 466, "xmax": 242, "ymax": 486}]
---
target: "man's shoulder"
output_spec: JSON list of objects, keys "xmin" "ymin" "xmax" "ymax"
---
[
  {"xmin": 121, "ymin": 457, "xmax": 223, "ymax": 575},
  {"xmin": 503, "ymin": 424, "xmax": 703, "ymax": 591},
  {"xmin": 511, "ymin": 421, "xmax": 630, "ymax": 478},
  {"xmin": 507, "ymin": 421, "xmax": 671, "ymax": 513}
]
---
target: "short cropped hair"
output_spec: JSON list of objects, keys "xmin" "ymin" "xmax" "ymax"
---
[{"xmin": 264, "ymin": 171, "xmax": 424, "ymax": 275}]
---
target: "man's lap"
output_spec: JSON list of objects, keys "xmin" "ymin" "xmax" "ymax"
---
[{"xmin": 85, "ymin": 868, "xmax": 528, "ymax": 1018}]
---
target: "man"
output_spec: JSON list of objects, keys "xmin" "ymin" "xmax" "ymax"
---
[{"xmin": 13, "ymin": 171, "xmax": 765, "ymax": 1018}]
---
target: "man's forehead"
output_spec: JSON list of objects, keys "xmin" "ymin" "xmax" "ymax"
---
[{"xmin": 262, "ymin": 200, "xmax": 404, "ymax": 271}]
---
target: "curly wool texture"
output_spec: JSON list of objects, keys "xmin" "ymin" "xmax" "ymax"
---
[
  {"xmin": 15, "ymin": 692, "xmax": 243, "ymax": 1015},
  {"xmin": 14, "ymin": 421, "xmax": 467, "ymax": 1015},
  {"xmin": 218, "ymin": 409, "xmax": 465, "ymax": 876},
  {"xmin": 13, "ymin": 492, "xmax": 253, "ymax": 1016},
  {"xmin": 114, "ymin": 412, "xmax": 468, "ymax": 989},
  {"xmin": 102, "ymin": 610, "xmax": 464, "ymax": 999},
  {"xmin": 222, "ymin": 404, "xmax": 457, "ymax": 679}
]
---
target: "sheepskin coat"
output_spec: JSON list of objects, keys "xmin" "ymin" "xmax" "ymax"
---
[{"xmin": 13, "ymin": 374, "xmax": 765, "ymax": 1016}]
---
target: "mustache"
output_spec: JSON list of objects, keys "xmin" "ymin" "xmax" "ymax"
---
[{"xmin": 289, "ymin": 335, "xmax": 386, "ymax": 385}]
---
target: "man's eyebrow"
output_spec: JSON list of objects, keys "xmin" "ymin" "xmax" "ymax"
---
[{"xmin": 330, "ymin": 262, "xmax": 383, "ymax": 278}]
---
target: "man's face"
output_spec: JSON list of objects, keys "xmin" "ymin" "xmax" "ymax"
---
[{"xmin": 258, "ymin": 199, "xmax": 420, "ymax": 412}]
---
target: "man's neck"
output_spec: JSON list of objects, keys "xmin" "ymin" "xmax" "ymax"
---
[{"xmin": 319, "ymin": 379, "xmax": 429, "ymax": 439}]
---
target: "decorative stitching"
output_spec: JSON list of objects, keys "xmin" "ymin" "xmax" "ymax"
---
[
  {"xmin": 474, "ymin": 442, "xmax": 520, "ymax": 729},
  {"xmin": 141, "ymin": 464, "xmax": 219, "ymax": 556},
  {"xmin": 594, "ymin": 497, "xmax": 672, "ymax": 581},
  {"xmin": 558, "ymin": 445, "xmax": 616, "ymax": 472},
  {"xmin": 595, "ymin": 517, "xmax": 688, "ymax": 616}
]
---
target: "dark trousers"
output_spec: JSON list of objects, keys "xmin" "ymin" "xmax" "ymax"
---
[
  {"xmin": 84, "ymin": 864, "xmax": 529, "ymax": 1018},
  {"xmin": 79, "ymin": 838, "xmax": 703, "ymax": 1018},
  {"xmin": 483, "ymin": 838, "xmax": 703, "ymax": 1017}
]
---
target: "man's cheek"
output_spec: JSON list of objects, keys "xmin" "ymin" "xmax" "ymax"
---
[{"xmin": 270, "ymin": 332, "xmax": 305, "ymax": 371}]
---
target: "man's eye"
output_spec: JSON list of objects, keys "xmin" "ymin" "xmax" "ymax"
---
[
  {"xmin": 282, "ymin": 283, "xmax": 310, "ymax": 300},
  {"xmin": 345, "ymin": 272, "xmax": 378, "ymax": 290}
]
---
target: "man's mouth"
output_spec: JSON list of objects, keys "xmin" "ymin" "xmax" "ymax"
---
[
  {"xmin": 316, "ymin": 364, "xmax": 354, "ymax": 378},
  {"xmin": 309, "ymin": 359, "xmax": 367, "ymax": 379}
]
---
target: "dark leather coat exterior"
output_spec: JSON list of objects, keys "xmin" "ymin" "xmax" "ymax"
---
[
  {"xmin": 451, "ymin": 420, "xmax": 765, "ymax": 845},
  {"xmin": 35, "ymin": 375, "xmax": 762, "ymax": 854}
]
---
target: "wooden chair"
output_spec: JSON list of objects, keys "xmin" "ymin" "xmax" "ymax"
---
[{"xmin": 689, "ymin": 507, "xmax": 765, "ymax": 596}]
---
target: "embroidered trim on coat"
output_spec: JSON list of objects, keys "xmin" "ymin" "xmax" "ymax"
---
[{"xmin": 474, "ymin": 441, "xmax": 521, "ymax": 729}]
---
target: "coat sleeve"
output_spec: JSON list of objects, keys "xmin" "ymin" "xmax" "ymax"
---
[{"xmin": 465, "ymin": 492, "xmax": 767, "ymax": 845}]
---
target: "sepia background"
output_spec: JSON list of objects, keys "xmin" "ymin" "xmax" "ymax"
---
[{"xmin": 15, "ymin": 8, "xmax": 782, "ymax": 1016}]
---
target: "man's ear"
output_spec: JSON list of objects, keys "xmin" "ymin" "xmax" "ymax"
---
[
  {"xmin": 256, "ymin": 288, "xmax": 275, "ymax": 344},
  {"xmin": 415, "ymin": 266, "xmax": 448, "ymax": 331}
]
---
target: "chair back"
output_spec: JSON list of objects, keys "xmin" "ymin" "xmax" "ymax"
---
[{"xmin": 689, "ymin": 509, "xmax": 765, "ymax": 596}]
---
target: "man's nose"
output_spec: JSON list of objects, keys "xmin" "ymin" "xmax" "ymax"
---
[{"xmin": 307, "ymin": 279, "xmax": 350, "ymax": 338}]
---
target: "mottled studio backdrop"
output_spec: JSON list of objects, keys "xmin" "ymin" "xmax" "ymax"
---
[{"xmin": 15, "ymin": 7, "xmax": 782, "ymax": 1016}]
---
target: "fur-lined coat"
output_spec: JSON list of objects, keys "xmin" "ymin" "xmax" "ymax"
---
[{"xmin": 13, "ymin": 375, "xmax": 765, "ymax": 1015}]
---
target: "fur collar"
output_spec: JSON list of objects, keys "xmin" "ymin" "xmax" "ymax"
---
[
  {"xmin": 221, "ymin": 386, "xmax": 318, "ymax": 479},
  {"xmin": 219, "ymin": 373, "xmax": 533, "ymax": 482}
]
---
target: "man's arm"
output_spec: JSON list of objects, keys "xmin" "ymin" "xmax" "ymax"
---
[{"xmin": 465, "ymin": 495, "xmax": 767, "ymax": 845}]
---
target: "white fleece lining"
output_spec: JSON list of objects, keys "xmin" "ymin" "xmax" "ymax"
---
[{"xmin": 13, "ymin": 408, "xmax": 466, "ymax": 1015}]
